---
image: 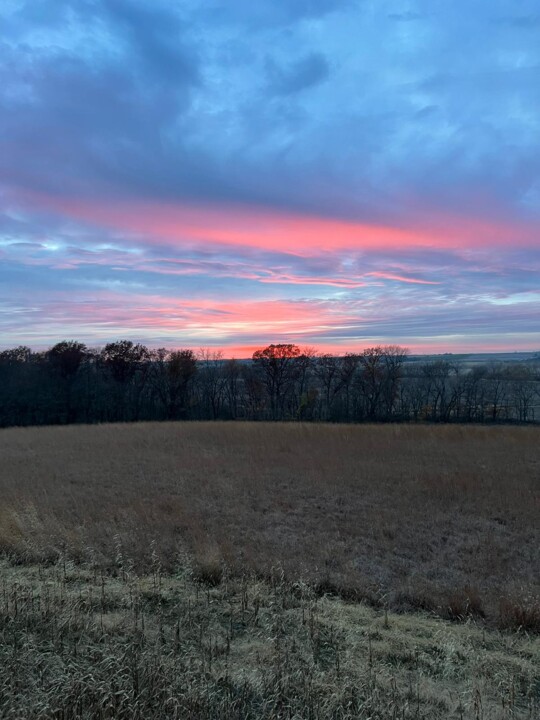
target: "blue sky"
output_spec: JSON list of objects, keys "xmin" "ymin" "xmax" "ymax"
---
[{"xmin": 1, "ymin": 0, "xmax": 539, "ymax": 353}]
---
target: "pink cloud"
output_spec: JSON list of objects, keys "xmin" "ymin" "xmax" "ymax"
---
[
  {"xmin": 2, "ymin": 235, "xmax": 444, "ymax": 288},
  {"xmin": 1, "ymin": 282, "xmax": 539, "ymax": 354},
  {"xmin": 3, "ymin": 190, "xmax": 539, "ymax": 355},
  {"xmin": 364, "ymin": 271, "xmax": 440, "ymax": 285},
  {"xmin": 15, "ymin": 191, "xmax": 540, "ymax": 256}
]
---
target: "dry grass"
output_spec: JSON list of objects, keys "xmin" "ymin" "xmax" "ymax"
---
[
  {"xmin": 0, "ymin": 558, "xmax": 538, "ymax": 719},
  {"xmin": 0, "ymin": 422, "xmax": 539, "ymax": 628}
]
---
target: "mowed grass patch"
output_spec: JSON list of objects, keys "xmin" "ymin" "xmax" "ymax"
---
[{"xmin": 0, "ymin": 422, "xmax": 538, "ymax": 627}]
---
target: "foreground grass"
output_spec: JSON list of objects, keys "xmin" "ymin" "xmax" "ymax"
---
[
  {"xmin": 1, "ymin": 422, "xmax": 538, "ymax": 628},
  {"xmin": 1, "ymin": 558, "xmax": 538, "ymax": 720}
]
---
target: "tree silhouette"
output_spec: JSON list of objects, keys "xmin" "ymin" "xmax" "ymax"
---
[
  {"xmin": 0, "ymin": 339, "xmax": 537, "ymax": 427},
  {"xmin": 47, "ymin": 341, "xmax": 88, "ymax": 379},
  {"xmin": 252, "ymin": 344, "xmax": 302, "ymax": 419},
  {"xmin": 101, "ymin": 341, "xmax": 150, "ymax": 384}
]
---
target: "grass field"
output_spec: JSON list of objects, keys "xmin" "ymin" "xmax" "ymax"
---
[{"xmin": 0, "ymin": 422, "xmax": 539, "ymax": 718}]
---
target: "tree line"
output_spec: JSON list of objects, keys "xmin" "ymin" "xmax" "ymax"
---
[{"xmin": 0, "ymin": 340, "xmax": 539, "ymax": 427}]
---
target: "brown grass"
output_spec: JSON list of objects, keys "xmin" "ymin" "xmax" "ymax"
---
[
  {"xmin": 0, "ymin": 422, "xmax": 539, "ymax": 627},
  {"xmin": 0, "ymin": 559, "xmax": 538, "ymax": 719}
]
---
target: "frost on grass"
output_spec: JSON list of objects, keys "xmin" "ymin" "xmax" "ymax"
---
[{"xmin": 0, "ymin": 559, "xmax": 538, "ymax": 719}]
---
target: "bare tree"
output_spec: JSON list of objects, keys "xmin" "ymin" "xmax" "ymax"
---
[
  {"xmin": 197, "ymin": 349, "xmax": 226, "ymax": 419},
  {"xmin": 224, "ymin": 359, "xmax": 241, "ymax": 419},
  {"xmin": 100, "ymin": 341, "xmax": 151, "ymax": 420},
  {"xmin": 46, "ymin": 341, "xmax": 89, "ymax": 422},
  {"xmin": 151, "ymin": 349, "xmax": 197, "ymax": 419},
  {"xmin": 356, "ymin": 346, "xmax": 407, "ymax": 420},
  {"xmin": 252, "ymin": 344, "xmax": 302, "ymax": 420},
  {"xmin": 314, "ymin": 354, "xmax": 341, "ymax": 420}
]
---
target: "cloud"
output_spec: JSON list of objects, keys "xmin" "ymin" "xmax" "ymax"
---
[
  {"xmin": 1, "ymin": 272, "xmax": 539, "ymax": 352},
  {"xmin": 387, "ymin": 11, "xmax": 423, "ymax": 22},
  {"xmin": 192, "ymin": 0, "xmax": 344, "ymax": 29},
  {"xmin": 0, "ymin": 1, "xmax": 200, "ymax": 199},
  {"xmin": 101, "ymin": 0, "xmax": 200, "ymax": 84},
  {"xmin": 11, "ymin": 191, "xmax": 539, "ymax": 257},
  {"xmin": 495, "ymin": 14, "xmax": 540, "ymax": 29},
  {"xmin": 265, "ymin": 52, "xmax": 330, "ymax": 95},
  {"xmin": 1, "ymin": 188, "xmax": 539, "ymax": 353},
  {"xmin": 3, "ymin": 0, "xmax": 540, "ymax": 224},
  {"xmin": 1, "ymin": 0, "xmax": 540, "ymax": 351}
]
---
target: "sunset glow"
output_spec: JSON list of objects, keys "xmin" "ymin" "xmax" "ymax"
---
[{"xmin": 1, "ymin": 1, "xmax": 539, "ymax": 353}]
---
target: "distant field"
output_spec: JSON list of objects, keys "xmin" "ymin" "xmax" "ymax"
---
[{"xmin": 1, "ymin": 422, "xmax": 538, "ymax": 627}]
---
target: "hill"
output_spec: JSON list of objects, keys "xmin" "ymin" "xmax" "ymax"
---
[{"xmin": 0, "ymin": 422, "xmax": 538, "ymax": 718}]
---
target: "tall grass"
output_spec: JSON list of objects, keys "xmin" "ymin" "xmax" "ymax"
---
[
  {"xmin": 0, "ymin": 558, "xmax": 538, "ymax": 719},
  {"xmin": 0, "ymin": 422, "xmax": 538, "ymax": 627}
]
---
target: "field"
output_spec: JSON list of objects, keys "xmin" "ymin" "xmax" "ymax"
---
[{"xmin": 0, "ymin": 422, "xmax": 539, "ymax": 718}]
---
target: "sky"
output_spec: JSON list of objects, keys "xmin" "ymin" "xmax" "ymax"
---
[{"xmin": 1, "ymin": 0, "xmax": 539, "ymax": 356}]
